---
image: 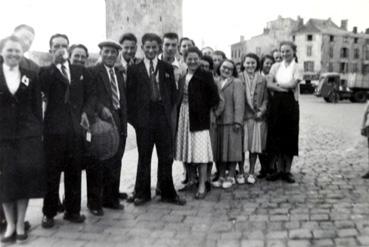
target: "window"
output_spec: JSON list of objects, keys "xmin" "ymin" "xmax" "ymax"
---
[
  {"xmin": 340, "ymin": 62, "xmax": 348, "ymax": 73},
  {"xmin": 238, "ymin": 50, "xmax": 241, "ymax": 58},
  {"xmin": 354, "ymin": 48, "xmax": 360, "ymax": 59},
  {"xmin": 365, "ymin": 48, "xmax": 369, "ymax": 60},
  {"xmin": 307, "ymin": 34, "xmax": 313, "ymax": 41},
  {"xmin": 343, "ymin": 36, "xmax": 349, "ymax": 43},
  {"xmin": 340, "ymin": 48, "xmax": 349, "ymax": 58},
  {"xmin": 304, "ymin": 61, "xmax": 314, "ymax": 72},
  {"xmin": 352, "ymin": 63, "xmax": 358, "ymax": 73},
  {"xmin": 328, "ymin": 62, "xmax": 334, "ymax": 72},
  {"xmin": 354, "ymin": 38, "xmax": 358, "ymax": 44},
  {"xmin": 363, "ymin": 64, "xmax": 369, "ymax": 74},
  {"xmin": 292, "ymin": 35, "xmax": 295, "ymax": 41},
  {"xmin": 307, "ymin": 46, "xmax": 312, "ymax": 57},
  {"xmin": 329, "ymin": 46, "xmax": 334, "ymax": 58},
  {"xmin": 330, "ymin": 35, "xmax": 334, "ymax": 42}
]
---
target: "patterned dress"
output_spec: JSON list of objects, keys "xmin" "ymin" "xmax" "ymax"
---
[{"xmin": 175, "ymin": 73, "xmax": 213, "ymax": 163}]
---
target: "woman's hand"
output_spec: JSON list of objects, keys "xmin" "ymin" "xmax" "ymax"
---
[
  {"xmin": 255, "ymin": 111, "xmax": 263, "ymax": 120},
  {"xmin": 233, "ymin": 123, "xmax": 242, "ymax": 132},
  {"xmin": 100, "ymin": 107, "xmax": 113, "ymax": 121}
]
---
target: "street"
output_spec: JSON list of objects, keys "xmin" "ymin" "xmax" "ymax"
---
[{"xmin": 20, "ymin": 95, "xmax": 369, "ymax": 247}]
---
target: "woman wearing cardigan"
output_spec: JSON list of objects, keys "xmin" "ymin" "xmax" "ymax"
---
[
  {"xmin": 212, "ymin": 59, "xmax": 245, "ymax": 189},
  {"xmin": 0, "ymin": 36, "xmax": 45, "ymax": 243},
  {"xmin": 240, "ymin": 53, "xmax": 268, "ymax": 184},
  {"xmin": 175, "ymin": 47, "xmax": 220, "ymax": 199}
]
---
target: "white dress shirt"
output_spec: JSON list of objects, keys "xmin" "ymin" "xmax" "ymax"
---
[
  {"xmin": 104, "ymin": 65, "xmax": 120, "ymax": 100},
  {"xmin": 144, "ymin": 56, "xmax": 158, "ymax": 79},
  {"xmin": 3, "ymin": 63, "xmax": 21, "ymax": 95}
]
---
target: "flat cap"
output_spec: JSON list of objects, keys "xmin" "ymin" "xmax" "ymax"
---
[{"xmin": 98, "ymin": 39, "xmax": 121, "ymax": 50}]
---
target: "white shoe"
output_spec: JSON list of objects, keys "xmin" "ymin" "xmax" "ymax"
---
[
  {"xmin": 212, "ymin": 178, "xmax": 224, "ymax": 188},
  {"xmin": 236, "ymin": 174, "xmax": 246, "ymax": 184},
  {"xmin": 222, "ymin": 177, "xmax": 235, "ymax": 189},
  {"xmin": 247, "ymin": 174, "xmax": 256, "ymax": 184}
]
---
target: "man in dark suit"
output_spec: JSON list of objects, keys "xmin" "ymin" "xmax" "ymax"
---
[
  {"xmin": 86, "ymin": 40, "xmax": 127, "ymax": 214},
  {"xmin": 40, "ymin": 34, "xmax": 95, "ymax": 228},
  {"xmin": 126, "ymin": 33, "xmax": 185, "ymax": 206}
]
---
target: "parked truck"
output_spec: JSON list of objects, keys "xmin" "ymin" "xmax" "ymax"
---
[{"xmin": 315, "ymin": 72, "xmax": 369, "ymax": 103}]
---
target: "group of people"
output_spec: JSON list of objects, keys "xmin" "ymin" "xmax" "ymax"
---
[{"xmin": 0, "ymin": 24, "xmax": 303, "ymax": 243}]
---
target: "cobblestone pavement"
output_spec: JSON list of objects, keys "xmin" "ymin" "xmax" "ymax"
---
[{"xmin": 14, "ymin": 96, "xmax": 369, "ymax": 246}]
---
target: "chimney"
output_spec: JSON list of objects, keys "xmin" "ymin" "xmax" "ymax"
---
[
  {"xmin": 341, "ymin": 19, "xmax": 348, "ymax": 31},
  {"xmin": 297, "ymin": 16, "xmax": 304, "ymax": 28},
  {"xmin": 366, "ymin": 28, "xmax": 369, "ymax": 34},
  {"xmin": 353, "ymin": 26, "xmax": 357, "ymax": 34},
  {"xmin": 240, "ymin": 35, "xmax": 245, "ymax": 41}
]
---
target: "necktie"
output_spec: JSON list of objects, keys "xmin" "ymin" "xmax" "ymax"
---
[
  {"xmin": 150, "ymin": 59, "xmax": 160, "ymax": 101},
  {"xmin": 61, "ymin": 64, "xmax": 70, "ymax": 103},
  {"xmin": 109, "ymin": 68, "xmax": 120, "ymax": 109}
]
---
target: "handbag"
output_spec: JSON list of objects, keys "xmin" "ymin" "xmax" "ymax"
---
[{"xmin": 88, "ymin": 116, "xmax": 120, "ymax": 161}]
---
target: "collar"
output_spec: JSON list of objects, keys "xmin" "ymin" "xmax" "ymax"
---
[
  {"xmin": 144, "ymin": 56, "xmax": 158, "ymax": 65},
  {"xmin": 56, "ymin": 60, "xmax": 69, "ymax": 69},
  {"xmin": 3, "ymin": 63, "xmax": 19, "ymax": 72},
  {"xmin": 104, "ymin": 64, "xmax": 115, "ymax": 73},
  {"xmin": 282, "ymin": 59, "xmax": 296, "ymax": 69}
]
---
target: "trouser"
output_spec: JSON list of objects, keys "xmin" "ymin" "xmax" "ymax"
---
[
  {"xmin": 42, "ymin": 132, "xmax": 82, "ymax": 218},
  {"xmin": 134, "ymin": 102, "xmax": 177, "ymax": 200}
]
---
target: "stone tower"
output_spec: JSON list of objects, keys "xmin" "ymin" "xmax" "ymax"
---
[{"xmin": 105, "ymin": 0, "xmax": 183, "ymax": 44}]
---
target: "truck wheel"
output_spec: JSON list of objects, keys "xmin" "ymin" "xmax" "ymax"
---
[
  {"xmin": 353, "ymin": 91, "xmax": 367, "ymax": 103},
  {"xmin": 324, "ymin": 97, "xmax": 331, "ymax": 103},
  {"xmin": 349, "ymin": 96, "xmax": 356, "ymax": 102},
  {"xmin": 328, "ymin": 92, "xmax": 339, "ymax": 103}
]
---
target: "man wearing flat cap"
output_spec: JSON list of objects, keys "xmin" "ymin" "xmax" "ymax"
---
[{"xmin": 86, "ymin": 40, "xmax": 127, "ymax": 215}]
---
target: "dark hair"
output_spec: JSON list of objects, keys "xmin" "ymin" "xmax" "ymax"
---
[
  {"xmin": 163, "ymin": 32, "xmax": 179, "ymax": 41},
  {"xmin": 119, "ymin": 33, "xmax": 137, "ymax": 44},
  {"xmin": 141, "ymin": 33, "xmax": 162, "ymax": 45},
  {"xmin": 49, "ymin": 33, "xmax": 69, "ymax": 48},
  {"xmin": 184, "ymin": 46, "xmax": 202, "ymax": 60},
  {"xmin": 213, "ymin": 50, "xmax": 227, "ymax": 60},
  {"xmin": 201, "ymin": 55, "xmax": 214, "ymax": 71},
  {"xmin": 69, "ymin": 44, "xmax": 89, "ymax": 58},
  {"xmin": 240, "ymin": 53, "xmax": 261, "ymax": 72},
  {"xmin": 279, "ymin": 41, "xmax": 298, "ymax": 62},
  {"xmin": 14, "ymin": 24, "xmax": 35, "ymax": 35},
  {"xmin": 217, "ymin": 59, "xmax": 238, "ymax": 78},
  {"xmin": 260, "ymin": 54, "xmax": 274, "ymax": 71},
  {"xmin": 179, "ymin": 37, "xmax": 195, "ymax": 47},
  {"xmin": 0, "ymin": 35, "xmax": 23, "ymax": 52}
]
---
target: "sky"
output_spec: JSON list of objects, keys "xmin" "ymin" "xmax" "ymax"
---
[{"xmin": 0, "ymin": 0, "xmax": 368, "ymax": 57}]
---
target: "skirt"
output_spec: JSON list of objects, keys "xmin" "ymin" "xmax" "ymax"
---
[
  {"xmin": 216, "ymin": 125, "xmax": 243, "ymax": 162},
  {"xmin": 0, "ymin": 136, "xmax": 46, "ymax": 202},
  {"xmin": 175, "ymin": 102, "xmax": 213, "ymax": 163},
  {"xmin": 267, "ymin": 91, "xmax": 299, "ymax": 156},
  {"xmin": 244, "ymin": 119, "xmax": 267, "ymax": 153}
]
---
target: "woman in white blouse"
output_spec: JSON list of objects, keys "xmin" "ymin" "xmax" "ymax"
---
[{"xmin": 266, "ymin": 41, "xmax": 302, "ymax": 183}]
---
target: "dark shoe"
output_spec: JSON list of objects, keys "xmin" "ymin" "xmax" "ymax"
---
[
  {"xmin": 16, "ymin": 232, "xmax": 28, "ymax": 242},
  {"xmin": 194, "ymin": 192, "xmax": 206, "ymax": 200},
  {"xmin": 63, "ymin": 213, "xmax": 86, "ymax": 223},
  {"xmin": 102, "ymin": 202, "xmax": 124, "ymax": 210},
  {"xmin": 126, "ymin": 195, "xmax": 135, "ymax": 203},
  {"xmin": 178, "ymin": 182, "xmax": 196, "ymax": 192},
  {"xmin": 282, "ymin": 172, "xmax": 296, "ymax": 183},
  {"xmin": 362, "ymin": 171, "xmax": 369, "ymax": 179},
  {"xmin": 181, "ymin": 177, "xmax": 188, "ymax": 184},
  {"xmin": 41, "ymin": 216, "xmax": 54, "ymax": 229},
  {"xmin": 257, "ymin": 172, "xmax": 267, "ymax": 179},
  {"xmin": 161, "ymin": 196, "xmax": 186, "ymax": 206},
  {"xmin": 118, "ymin": 192, "xmax": 128, "ymax": 200},
  {"xmin": 1, "ymin": 232, "xmax": 16, "ymax": 243},
  {"xmin": 266, "ymin": 172, "xmax": 281, "ymax": 181},
  {"xmin": 88, "ymin": 207, "xmax": 104, "ymax": 216},
  {"xmin": 57, "ymin": 200, "xmax": 64, "ymax": 213},
  {"xmin": 133, "ymin": 198, "xmax": 150, "ymax": 206}
]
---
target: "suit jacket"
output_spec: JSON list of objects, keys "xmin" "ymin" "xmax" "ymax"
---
[
  {"xmin": 216, "ymin": 77, "xmax": 245, "ymax": 125},
  {"xmin": 127, "ymin": 59, "xmax": 177, "ymax": 129},
  {"xmin": 178, "ymin": 68, "xmax": 220, "ymax": 131},
  {"xmin": 0, "ymin": 63, "xmax": 42, "ymax": 140},
  {"xmin": 240, "ymin": 72, "xmax": 268, "ymax": 120},
  {"xmin": 89, "ymin": 63, "xmax": 127, "ymax": 137},
  {"xmin": 39, "ymin": 62, "xmax": 95, "ymax": 136}
]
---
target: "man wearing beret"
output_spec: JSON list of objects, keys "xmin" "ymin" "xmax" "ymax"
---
[{"xmin": 87, "ymin": 40, "xmax": 127, "ymax": 215}]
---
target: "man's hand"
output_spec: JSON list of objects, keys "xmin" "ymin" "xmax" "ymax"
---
[
  {"xmin": 80, "ymin": 112, "xmax": 90, "ymax": 130},
  {"xmin": 100, "ymin": 107, "xmax": 113, "ymax": 121}
]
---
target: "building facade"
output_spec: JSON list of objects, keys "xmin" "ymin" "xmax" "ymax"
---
[{"xmin": 105, "ymin": 0, "xmax": 183, "ymax": 45}]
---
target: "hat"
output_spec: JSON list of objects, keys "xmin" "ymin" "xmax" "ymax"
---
[{"xmin": 98, "ymin": 39, "xmax": 122, "ymax": 51}]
